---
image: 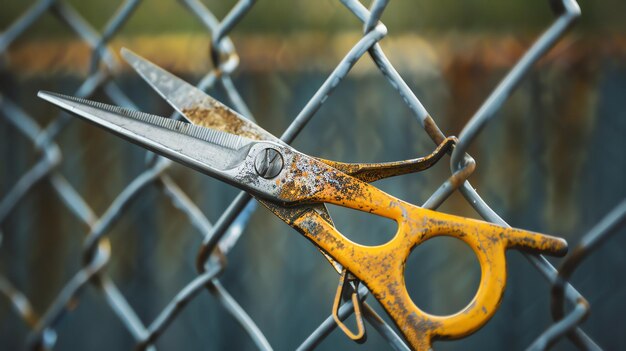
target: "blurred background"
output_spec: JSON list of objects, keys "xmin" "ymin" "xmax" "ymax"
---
[{"xmin": 1, "ymin": 0, "xmax": 625, "ymax": 350}]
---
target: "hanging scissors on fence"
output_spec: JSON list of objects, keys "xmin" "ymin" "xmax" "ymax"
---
[{"xmin": 38, "ymin": 48, "xmax": 567, "ymax": 351}]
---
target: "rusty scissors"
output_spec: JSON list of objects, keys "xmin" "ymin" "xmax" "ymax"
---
[{"xmin": 38, "ymin": 48, "xmax": 567, "ymax": 350}]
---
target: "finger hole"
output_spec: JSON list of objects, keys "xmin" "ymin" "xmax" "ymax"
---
[
  {"xmin": 325, "ymin": 204, "xmax": 397, "ymax": 246},
  {"xmin": 404, "ymin": 236, "xmax": 481, "ymax": 315}
]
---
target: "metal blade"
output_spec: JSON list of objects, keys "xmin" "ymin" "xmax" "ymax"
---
[
  {"xmin": 120, "ymin": 47, "xmax": 279, "ymax": 143},
  {"xmin": 37, "ymin": 91, "xmax": 256, "ymax": 182},
  {"xmin": 120, "ymin": 49, "xmax": 345, "ymax": 273}
]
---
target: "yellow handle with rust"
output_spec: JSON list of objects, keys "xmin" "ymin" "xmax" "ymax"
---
[{"xmin": 273, "ymin": 153, "xmax": 567, "ymax": 350}]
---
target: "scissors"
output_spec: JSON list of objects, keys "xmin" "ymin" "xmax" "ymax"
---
[{"xmin": 38, "ymin": 48, "xmax": 567, "ymax": 350}]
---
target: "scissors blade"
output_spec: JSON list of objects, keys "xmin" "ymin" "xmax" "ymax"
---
[
  {"xmin": 122, "ymin": 49, "xmax": 347, "ymax": 273},
  {"xmin": 120, "ymin": 48, "xmax": 278, "ymax": 143},
  {"xmin": 37, "ymin": 91, "xmax": 256, "ymax": 185}
]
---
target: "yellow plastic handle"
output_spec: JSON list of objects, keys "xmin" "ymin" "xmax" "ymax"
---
[{"xmin": 277, "ymin": 154, "xmax": 567, "ymax": 350}]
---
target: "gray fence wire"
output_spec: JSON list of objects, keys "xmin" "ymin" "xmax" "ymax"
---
[{"xmin": 0, "ymin": 0, "xmax": 623, "ymax": 350}]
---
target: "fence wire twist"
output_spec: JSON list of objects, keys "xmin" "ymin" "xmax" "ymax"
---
[{"xmin": 0, "ymin": 0, "xmax": 624, "ymax": 350}]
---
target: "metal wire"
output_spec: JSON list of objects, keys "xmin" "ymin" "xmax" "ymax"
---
[{"xmin": 1, "ymin": 0, "xmax": 623, "ymax": 350}]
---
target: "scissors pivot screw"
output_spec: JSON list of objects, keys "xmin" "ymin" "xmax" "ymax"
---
[{"xmin": 254, "ymin": 148, "xmax": 283, "ymax": 179}]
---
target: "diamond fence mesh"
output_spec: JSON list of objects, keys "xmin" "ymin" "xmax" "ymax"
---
[{"xmin": 1, "ymin": 0, "xmax": 625, "ymax": 350}]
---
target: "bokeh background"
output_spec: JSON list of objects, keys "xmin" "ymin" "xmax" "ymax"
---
[{"xmin": 1, "ymin": 0, "xmax": 626, "ymax": 350}]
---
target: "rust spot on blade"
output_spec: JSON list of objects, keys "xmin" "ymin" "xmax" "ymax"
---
[{"xmin": 182, "ymin": 106, "xmax": 266, "ymax": 140}]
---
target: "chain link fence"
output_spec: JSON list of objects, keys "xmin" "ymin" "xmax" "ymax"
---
[{"xmin": 1, "ymin": 0, "xmax": 625, "ymax": 350}]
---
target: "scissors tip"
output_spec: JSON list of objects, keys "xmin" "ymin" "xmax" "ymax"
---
[
  {"xmin": 37, "ymin": 90, "xmax": 50, "ymax": 99},
  {"xmin": 37, "ymin": 91, "xmax": 90, "ymax": 120},
  {"xmin": 119, "ymin": 47, "xmax": 139, "ymax": 64},
  {"xmin": 37, "ymin": 90, "xmax": 63, "ymax": 105},
  {"xmin": 37, "ymin": 91, "xmax": 79, "ymax": 109},
  {"xmin": 120, "ymin": 48, "xmax": 155, "ymax": 77}
]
